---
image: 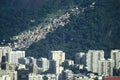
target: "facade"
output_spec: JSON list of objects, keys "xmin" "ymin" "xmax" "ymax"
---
[
  {"xmin": 111, "ymin": 50, "xmax": 120, "ymax": 69},
  {"xmin": 49, "ymin": 60, "xmax": 56, "ymax": 73},
  {"xmin": 17, "ymin": 64, "xmax": 26, "ymax": 70},
  {"xmin": 86, "ymin": 50, "xmax": 105, "ymax": 73},
  {"xmin": 0, "ymin": 75, "xmax": 11, "ymax": 80},
  {"xmin": 6, "ymin": 63, "xmax": 18, "ymax": 70},
  {"xmin": 6, "ymin": 51, "xmax": 25, "ymax": 64},
  {"xmin": 0, "ymin": 47, "xmax": 12, "ymax": 63},
  {"xmin": 0, "ymin": 70, "xmax": 17, "ymax": 80},
  {"xmin": 98, "ymin": 59, "xmax": 114, "ymax": 76},
  {"xmin": 26, "ymin": 64, "xmax": 38, "ymax": 74},
  {"xmin": 19, "ymin": 57, "xmax": 36, "ymax": 65},
  {"xmin": 49, "ymin": 60, "xmax": 64, "ymax": 74},
  {"xmin": 18, "ymin": 57, "xmax": 30, "ymax": 64},
  {"xmin": 28, "ymin": 73, "xmax": 43, "ymax": 80},
  {"xmin": 17, "ymin": 69, "xmax": 30, "ymax": 80},
  {"xmin": 49, "ymin": 50, "xmax": 65, "ymax": 65},
  {"xmin": 37, "ymin": 57, "xmax": 49, "ymax": 72}
]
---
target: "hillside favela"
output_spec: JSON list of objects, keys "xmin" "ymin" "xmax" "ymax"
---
[{"xmin": 0, "ymin": 0, "xmax": 120, "ymax": 80}]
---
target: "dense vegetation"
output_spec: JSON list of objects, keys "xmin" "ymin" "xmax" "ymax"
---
[
  {"xmin": 0, "ymin": 0, "xmax": 70, "ymax": 42},
  {"xmin": 0, "ymin": 0, "xmax": 120, "ymax": 59}
]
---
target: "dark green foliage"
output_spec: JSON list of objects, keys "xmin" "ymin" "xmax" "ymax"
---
[
  {"xmin": 0, "ymin": 0, "xmax": 120, "ymax": 59},
  {"xmin": 0, "ymin": 0, "xmax": 63, "ymax": 43},
  {"xmin": 27, "ymin": 0, "xmax": 120, "ymax": 59}
]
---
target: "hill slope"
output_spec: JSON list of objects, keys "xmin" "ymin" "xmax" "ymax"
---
[
  {"xmin": 26, "ymin": 0, "xmax": 120, "ymax": 59},
  {"xmin": 0, "ymin": 0, "xmax": 120, "ymax": 59}
]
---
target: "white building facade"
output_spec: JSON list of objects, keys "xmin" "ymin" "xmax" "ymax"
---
[
  {"xmin": 111, "ymin": 50, "xmax": 120, "ymax": 69},
  {"xmin": 0, "ymin": 70, "xmax": 17, "ymax": 80},
  {"xmin": 6, "ymin": 51, "xmax": 25, "ymax": 64},
  {"xmin": 86, "ymin": 50, "xmax": 105, "ymax": 73},
  {"xmin": 98, "ymin": 59, "xmax": 114, "ymax": 76},
  {"xmin": 49, "ymin": 50, "xmax": 65, "ymax": 65}
]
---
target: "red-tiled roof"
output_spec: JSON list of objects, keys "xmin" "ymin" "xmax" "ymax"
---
[{"xmin": 105, "ymin": 77, "xmax": 120, "ymax": 80}]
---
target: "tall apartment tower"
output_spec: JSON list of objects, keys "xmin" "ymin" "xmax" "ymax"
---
[
  {"xmin": 49, "ymin": 50, "xmax": 65, "ymax": 65},
  {"xmin": 0, "ymin": 46, "xmax": 12, "ymax": 62},
  {"xmin": 111, "ymin": 50, "xmax": 120, "ymax": 69},
  {"xmin": 86, "ymin": 50, "xmax": 105, "ymax": 73},
  {"xmin": 49, "ymin": 50, "xmax": 65, "ymax": 74},
  {"xmin": 98, "ymin": 59, "xmax": 114, "ymax": 77}
]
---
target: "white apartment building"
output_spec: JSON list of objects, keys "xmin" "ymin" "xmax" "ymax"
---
[
  {"xmin": 6, "ymin": 51, "xmax": 25, "ymax": 64},
  {"xmin": 98, "ymin": 59, "xmax": 114, "ymax": 76},
  {"xmin": 111, "ymin": 50, "xmax": 120, "ymax": 69},
  {"xmin": 86, "ymin": 50, "xmax": 105, "ymax": 73},
  {"xmin": 49, "ymin": 50, "xmax": 65, "ymax": 65},
  {"xmin": 0, "ymin": 70, "xmax": 17, "ymax": 80}
]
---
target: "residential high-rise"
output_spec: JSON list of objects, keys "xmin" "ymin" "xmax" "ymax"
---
[
  {"xmin": 111, "ymin": 50, "xmax": 120, "ymax": 69},
  {"xmin": 86, "ymin": 50, "xmax": 105, "ymax": 73},
  {"xmin": 49, "ymin": 50, "xmax": 65, "ymax": 74},
  {"xmin": 6, "ymin": 51, "xmax": 25, "ymax": 64},
  {"xmin": 98, "ymin": 59, "xmax": 114, "ymax": 77},
  {"xmin": 49, "ymin": 50, "xmax": 65, "ymax": 66}
]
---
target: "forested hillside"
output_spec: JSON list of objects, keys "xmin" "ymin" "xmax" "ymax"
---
[{"xmin": 0, "ymin": 0, "xmax": 120, "ymax": 59}]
